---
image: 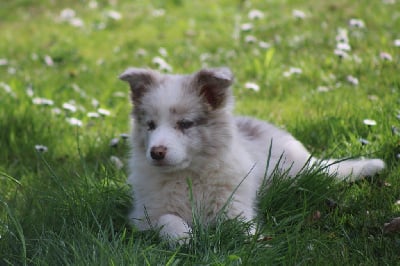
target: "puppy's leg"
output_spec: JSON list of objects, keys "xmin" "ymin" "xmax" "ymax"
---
[
  {"xmin": 158, "ymin": 214, "xmax": 191, "ymax": 244},
  {"xmin": 227, "ymin": 200, "xmax": 257, "ymax": 235},
  {"xmin": 280, "ymin": 140, "xmax": 313, "ymax": 176},
  {"xmin": 317, "ymin": 158, "xmax": 385, "ymax": 181}
]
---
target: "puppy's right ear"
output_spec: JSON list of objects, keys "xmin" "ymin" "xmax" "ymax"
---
[{"xmin": 119, "ymin": 68, "xmax": 157, "ymax": 104}]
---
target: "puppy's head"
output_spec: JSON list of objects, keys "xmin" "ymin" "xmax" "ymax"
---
[{"xmin": 120, "ymin": 67, "xmax": 234, "ymax": 172}]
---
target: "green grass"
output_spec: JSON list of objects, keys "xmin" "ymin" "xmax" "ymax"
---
[{"xmin": 1, "ymin": 0, "xmax": 400, "ymax": 264}]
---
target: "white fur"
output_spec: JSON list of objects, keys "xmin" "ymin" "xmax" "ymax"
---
[{"xmin": 120, "ymin": 67, "xmax": 385, "ymax": 242}]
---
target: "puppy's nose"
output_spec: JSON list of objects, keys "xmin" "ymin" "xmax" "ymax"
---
[{"xmin": 150, "ymin": 146, "xmax": 167, "ymax": 161}]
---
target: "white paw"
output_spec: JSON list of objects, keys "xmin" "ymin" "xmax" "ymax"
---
[{"xmin": 158, "ymin": 214, "xmax": 191, "ymax": 244}]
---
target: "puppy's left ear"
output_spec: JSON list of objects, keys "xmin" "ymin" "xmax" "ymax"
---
[
  {"xmin": 119, "ymin": 68, "xmax": 157, "ymax": 105},
  {"xmin": 193, "ymin": 67, "xmax": 234, "ymax": 109}
]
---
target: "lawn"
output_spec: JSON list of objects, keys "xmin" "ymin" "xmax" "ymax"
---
[{"xmin": 1, "ymin": 0, "xmax": 400, "ymax": 264}]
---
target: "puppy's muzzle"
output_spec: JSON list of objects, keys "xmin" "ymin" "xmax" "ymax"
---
[{"xmin": 150, "ymin": 146, "xmax": 167, "ymax": 161}]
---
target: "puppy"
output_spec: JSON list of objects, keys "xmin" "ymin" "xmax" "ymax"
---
[{"xmin": 119, "ymin": 67, "xmax": 385, "ymax": 242}]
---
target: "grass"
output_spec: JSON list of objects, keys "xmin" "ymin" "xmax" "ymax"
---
[{"xmin": 1, "ymin": 0, "xmax": 400, "ymax": 264}]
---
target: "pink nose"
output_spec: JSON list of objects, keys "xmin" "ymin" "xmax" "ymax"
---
[{"xmin": 150, "ymin": 146, "xmax": 167, "ymax": 161}]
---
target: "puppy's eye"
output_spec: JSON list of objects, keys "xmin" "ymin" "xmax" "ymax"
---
[
  {"xmin": 177, "ymin": 120, "xmax": 194, "ymax": 130},
  {"xmin": 147, "ymin": 120, "xmax": 156, "ymax": 131}
]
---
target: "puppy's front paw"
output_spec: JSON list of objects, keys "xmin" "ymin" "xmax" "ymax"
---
[{"xmin": 158, "ymin": 214, "xmax": 191, "ymax": 244}]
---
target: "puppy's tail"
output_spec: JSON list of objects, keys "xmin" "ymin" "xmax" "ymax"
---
[{"xmin": 312, "ymin": 157, "xmax": 385, "ymax": 181}]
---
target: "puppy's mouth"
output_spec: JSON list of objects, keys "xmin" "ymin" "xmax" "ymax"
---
[{"xmin": 149, "ymin": 159, "xmax": 190, "ymax": 172}]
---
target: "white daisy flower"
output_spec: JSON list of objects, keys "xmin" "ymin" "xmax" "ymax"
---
[
  {"xmin": 258, "ymin": 41, "xmax": 271, "ymax": 49},
  {"xmin": 135, "ymin": 48, "xmax": 147, "ymax": 57},
  {"xmin": 283, "ymin": 67, "xmax": 302, "ymax": 77},
  {"xmin": 97, "ymin": 108, "xmax": 111, "ymax": 116},
  {"xmin": 66, "ymin": 117, "xmax": 83, "ymax": 127},
  {"xmin": 35, "ymin": 145, "xmax": 48, "ymax": 153},
  {"xmin": 349, "ymin": 18, "xmax": 365, "ymax": 28},
  {"xmin": 152, "ymin": 56, "xmax": 172, "ymax": 72},
  {"xmin": 0, "ymin": 82, "xmax": 13, "ymax": 94},
  {"xmin": 158, "ymin": 47, "xmax": 168, "ymax": 57},
  {"xmin": 380, "ymin": 52, "xmax": 393, "ymax": 61},
  {"xmin": 245, "ymin": 35, "xmax": 257, "ymax": 43},
  {"xmin": 248, "ymin": 9, "xmax": 264, "ymax": 20},
  {"xmin": 317, "ymin": 86, "xmax": 331, "ymax": 92},
  {"xmin": 92, "ymin": 99, "xmax": 99, "ymax": 108},
  {"xmin": 32, "ymin": 97, "xmax": 54, "ymax": 106},
  {"xmin": 244, "ymin": 82, "xmax": 260, "ymax": 92},
  {"xmin": 292, "ymin": 9, "xmax": 306, "ymax": 19},
  {"xmin": 240, "ymin": 23, "xmax": 253, "ymax": 31},
  {"xmin": 62, "ymin": 102, "xmax": 77, "ymax": 112},
  {"xmin": 120, "ymin": 133, "xmax": 129, "ymax": 140},
  {"xmin": 8, "ymin": 67, "xmax": 16, "ymax": 74},
  {"xmin": 336, "ymin": 42, "xmax": 351, "ymax": 51},
  {"xmin": 110, "ymin": 138, "xmax": 119, "ymax": 147},
  {"xmin": 335, "ymin": 28, "xmax": 349, "ymax": 43},
  {"xmin": 87, "ymin": 112, "xmax": 100, "ymax": 118},
  {"xmin": 334, "ymin": 49, "xmax": 349, "ymax": 59},
  {"xmin": 44, "ymin": 55, "xmax": 54, "ymax": 66},
  {"xmin": 107, "ymin": 10, "xmax": 122, "ymax": 20},
  {"xmin": 110, "ymin": 156, "xmax": 124, "ymax": 169},
  {"xmin": 363, "ymin": 119, "xmax": 377, "ymax": 126},
  {"xmin": 52, "ymin": 108, "xmax": 62, "ymax": 115},
  {"xmin": 59, "ymin": 8, "xmax": 76, "ymax": 21},
  {"xmin": 26, "ymin": 85, "xmax": 34, "ymax": 97},
  {"xmin": 152, "ymin": 9, "xmax": 165, "ymax": 17},
  {"xmin": 88, "ymin": 1, "xmax": 98, "ymax": 9},
  {"xmin": 0, "ymin": 58, "xmax": 8, "ymax": 66},
  {"xmin": 69, "ymin": 17, "xmax": 84, "ymax": 28},
  {"xmin": 346, "ymin": 75, "xmax": 359, "ymax": 86}
]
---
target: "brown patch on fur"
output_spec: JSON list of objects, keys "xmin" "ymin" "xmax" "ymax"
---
[
  {"xmin": 236, "ymin": 118, "xmax": 265, "ymax": 140},
  {"xmin": 132, "ymin": 106, "xmax": 146, "ymax": 123},
  {"xmin": 193, "ymin": 69, "xmax": 233, "ymax": 110},
  {"xmin": 200, "ymin": 84, "xmax": 225, "ymax": 109},
  {"xmin": 120, "ymin": 69, "xmax": 157, "ymax": 105},
  {"xmin": 130, "ymin": 75, "xmax": 155, "ymax": 105}
]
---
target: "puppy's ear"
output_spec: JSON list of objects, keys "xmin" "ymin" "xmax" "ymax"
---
[
  {"xmin": 119, "ymin": 68, "xmax": 157, "ymax": 104},
  {"xmin": 193, "ymin": 67, "xmax": 234, "ymax": 109}
]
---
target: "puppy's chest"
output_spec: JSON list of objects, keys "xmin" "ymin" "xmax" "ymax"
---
[{"xmin": 160, "ymin": 177, "xmax": 234, "ymax": 222}]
